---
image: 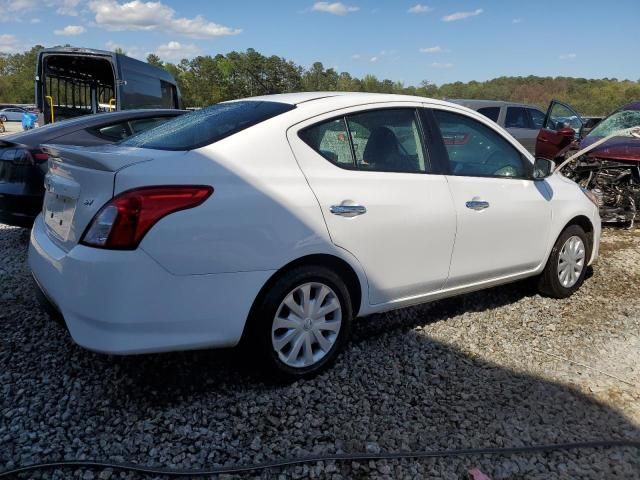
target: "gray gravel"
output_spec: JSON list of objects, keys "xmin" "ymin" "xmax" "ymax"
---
[{"xmin": 1, "ymin": 223, "xmax": 639, "ymax": 479}]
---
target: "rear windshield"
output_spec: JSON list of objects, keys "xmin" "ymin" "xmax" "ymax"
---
[{"xmin": 120, "ymin": 101, "xmax": 295, "ymax": 150}]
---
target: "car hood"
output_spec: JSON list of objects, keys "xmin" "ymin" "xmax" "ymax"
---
[{"xmin": 580, "ymin": 135, "xmax": 640, "ymax": 162}]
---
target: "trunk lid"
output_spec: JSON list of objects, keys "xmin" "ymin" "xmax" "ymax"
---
[{"xmin": 41, "ymin": 144, "xmax": 156, "ymax": 251}]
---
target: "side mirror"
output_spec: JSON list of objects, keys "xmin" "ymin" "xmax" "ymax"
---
[{"xmin": 533, "ymin": 157, "xmax": 555, "ymax": 180}]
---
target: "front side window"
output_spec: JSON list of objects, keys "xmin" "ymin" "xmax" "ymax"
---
[
  {"xmin": 299, "ymin": 108, "xmax": 429, "ymax": 173},
  {"xmin": 544, "ymin": 102, "xmax": 582, "ymax": 133},
  {"xmin": 121, "ymin": 101, "xmax": 295, "ymax": 151},
  {"xmin": 433, "ymin": 109, "xmax": 530, "ymax": 178},
  {"xmin": 477, "ymin": 107, "xmax": 500, "ymax": 123},
  {"xmin": 505, "ymin": 107, "xmax": 529, "ymax": 128}
]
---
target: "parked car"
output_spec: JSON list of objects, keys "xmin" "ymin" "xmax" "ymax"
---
[
  {"xmin": 448, "ymin": 99, "xmax": 546, "ymax": 154},
  {"xmin": 0, "ymin": 109, "xmax": 186, "ymax": 227},
  {"xmin": 29, "ymin": 93, "xmax": 600, "ymax": 380},
  {"xmin": 535, "ymin": 100, "xmax": 640, "ymax": 225},
  {"xmin": 0, "ymin": 107, "xmax": 29, "ymax": 122}
]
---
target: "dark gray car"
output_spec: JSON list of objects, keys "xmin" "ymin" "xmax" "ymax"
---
[
  {"xmin": 449, "ymin": 99, "xmax": 546, "ymax": 154},
  {"xmin": 0, "ymin": 109, "xmax": 186, "ymax": 227}
]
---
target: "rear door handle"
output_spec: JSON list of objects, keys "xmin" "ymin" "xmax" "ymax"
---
[
  {"xmin": 465, "ymin": 200, "xmax": 490, "ymax": 211},
  {"xmin": 330, "ymin": 204, "xmax": 367, "ymax": 217}
]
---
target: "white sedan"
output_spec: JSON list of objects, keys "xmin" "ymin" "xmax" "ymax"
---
[{"xmin": 29, "ymin": 93, "xmax": 601, "ymax": 380}]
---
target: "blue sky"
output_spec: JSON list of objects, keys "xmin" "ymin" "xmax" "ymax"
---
[{"xmin": 1, "ymin": 0, "xmax": 639, "ymax": 86}]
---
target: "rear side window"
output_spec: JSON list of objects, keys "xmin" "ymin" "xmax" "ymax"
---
[
  {"xmin": 505, "ymin": 107, "xmax": 529, "ymax": 128},
  {"xmin": 477, "ymin": 107, "xmax": 500, "ymax": 123},
  {"xmin": 527, "ymin": 108, "xmax": 545, "ymax": 129},
  {"xmin": 298, "ymin": 118, "xmax": 354, "ymax": 167},
  {"xmin": 121, "ymin": 101, "xmax": 295, "ymax": 151},
  {"xmin": 93, "ymin": 122, "xmax": 130, "ymax": 140},
  {"xmin": 299, "ymin": 108, "xmax": 429, "ymax": 173},
  {"xmin": 129, "ymin": 116, "xmax": 173, "ymax": 134}
]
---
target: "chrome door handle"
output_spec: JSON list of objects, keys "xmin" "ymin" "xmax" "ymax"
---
[
  {"xmin": 465, "ymin": 200, "xmax": 490, "ymax": 211},
  {"xmin": 330, "ymin": 204, "xmax": 367, "ymax": 217}
]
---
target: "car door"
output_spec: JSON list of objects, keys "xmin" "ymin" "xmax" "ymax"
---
[
  {"xmin": 288, "ymin": 105, "xmax": 457, "ymax": 305},
  {"xmin": 427, "ymin": 107, "xmax": 552, "ymax": 288},
  {"xmin": 536, "ymin": 100, "xmax": 583, "ymax": 160}
]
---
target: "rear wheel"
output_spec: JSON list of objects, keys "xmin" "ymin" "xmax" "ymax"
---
[
  {"xmin": 250, "ymin": 266, "xmax": 352, "ymax": 381},
  {"xmin": 0, "ymin": 115, "xmax": 7, "ymax": 122},
  {"xmin": 538, "ymin": 225, "xmax": 589, "ymax": 298}
]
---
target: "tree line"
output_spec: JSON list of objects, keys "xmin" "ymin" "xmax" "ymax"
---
[{"xmin": 2, "ymin": 45, "xmax": 639, "ymax": 116}]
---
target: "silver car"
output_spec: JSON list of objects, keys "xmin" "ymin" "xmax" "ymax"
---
[
  {"xmin": 449, "ymin": 99, "xmax": 546, "ymax": 154},
  {"xmin": 0, "ymin": 107, "xmax": 28, "ymax": 122}
]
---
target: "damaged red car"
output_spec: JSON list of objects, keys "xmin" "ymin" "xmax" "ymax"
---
[{"xmin": 536, "ymin": 100, "xmax": 640, "ymax": 226}]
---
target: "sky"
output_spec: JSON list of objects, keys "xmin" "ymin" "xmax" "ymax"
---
[{"xmin": 0, "ymin": 0, "xmax": 639, "ymax": 86}]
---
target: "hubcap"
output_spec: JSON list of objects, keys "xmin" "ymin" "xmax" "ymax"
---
[
  {"xmin": 557, "ymin": 235, "xmax": 585, "ymax": 288},
  {"xmin": 271, "ymin": 282, "xmax": 342, "ymax": 368}
]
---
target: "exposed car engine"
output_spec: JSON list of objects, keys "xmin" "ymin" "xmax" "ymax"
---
[{"xmin": 564, "ymin": 157, "xmax": 640, "ymax": 227}]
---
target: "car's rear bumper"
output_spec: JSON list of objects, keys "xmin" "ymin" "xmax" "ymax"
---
[{"xmin": 28, "ymin": 215, "xmax": 274, "ymax": 355}]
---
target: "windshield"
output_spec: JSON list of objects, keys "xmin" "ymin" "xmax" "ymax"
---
[
  {"xmin": 120, "ymin": 101, "xmax": 295, "ymax": 151},
  {"xmin": 587, "ymin": 110, "xmax": 640, "ymax": 138}
]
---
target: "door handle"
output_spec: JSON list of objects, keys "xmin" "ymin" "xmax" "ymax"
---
[
  {"xmin": 539, "ymin": 137, "xmax": 549, "ymax": 142},
  {"xmin": 465, "ymin": 200, "xmax": 490, "ymax": 211},
  {"xmin": 330, "ymin": 204, "xmax": 367, "ymax": 217}
]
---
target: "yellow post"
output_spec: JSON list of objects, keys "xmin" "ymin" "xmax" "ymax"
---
[
  {"xmin": 45, "ymin": 96, "xmax": 55, "ymax": 123},
  {"xmin": 108, "ymin": 98, "xmax": 116, "ymax": 111}
]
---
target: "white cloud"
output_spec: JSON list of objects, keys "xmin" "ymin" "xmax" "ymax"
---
[
  {"xmin": 0, "ymin": 0, "xmax": 81, "ymax": 17},
  {"xmin": 56, "ymin": 0, "xmax": 82, "ymax": 15},
  {"xmin": 419, "ymin": 46, "xmax": 444, "ymax": 53},
  {"xmin": 311, "ymin": 2, "xmax": 359, "ymax": 15},
  {"xmin": 559, "ymin": 53, "xmax": 577, "ymax": 60},
  {"xmin": 369, "ymin": 56, "xmax": 378, "ymax": 62},
  {"xmin": 442, "ymin": 8, "xmax": 483, "ymax": 22},
  {"xmin": 53, "ymin": 24, "xmax": 86, "ymax": 35},
  {"xmin": 105, "ymin": 40, "xmax": 144, "ymax": 59},
  {"xmin": 30, "ymin": 18, "xmax": 41, "ymax": 23},
  {"xmin": 155, "ymin": 41, "xmax": 200, "ymax": 61},
  {"xmin": 408, "ymin": 4, "xmax": 432, "ymax": 14},
  {"xmin": 88, "ymin": 0, "xmax": 241, "ymax": 38},
  {"xmin": 351, "ymin": 53, "xmax": 361, "ymax": 59},
  {"xmin": 512, "ymin": 18, "xmax": 522, "ymax": 23},
  {"xmin": 0, "ymin": 34, "xmax": 20, "ymax": 53},
  {"xmin": 431, "ymin": 62, "xmax": 453, "ymax": 68}
]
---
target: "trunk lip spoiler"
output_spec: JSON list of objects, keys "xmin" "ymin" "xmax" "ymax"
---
[{"xmin": 41, "ymin": 143, "xmax": 155, "ymax": 172}]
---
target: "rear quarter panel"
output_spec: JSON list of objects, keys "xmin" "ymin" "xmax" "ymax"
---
[{"xmin": 115, "ymin": 120, "xmax": 342, "ymax": 276}]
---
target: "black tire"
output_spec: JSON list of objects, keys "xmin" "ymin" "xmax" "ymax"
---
[
  {"xmin": 538, "ymin": 225, "xmax": 590, "ymax": 298},
  {"xmin": 0, "ymin": 115, "xmax": 7, "ymax": 122},
  {"xmin": 249, "ymin": 265, "xmax": 353, "ymax": 381}
]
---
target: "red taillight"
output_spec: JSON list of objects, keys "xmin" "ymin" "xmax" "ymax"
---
[
  {"xmin": 32, "ymin": 151, "xmax": 49, "ymax": 163},
  {"xmin": 81, "ymin": 186, "xmax": 213, "ymax": 250}
]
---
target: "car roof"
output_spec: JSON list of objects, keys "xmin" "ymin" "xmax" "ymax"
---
[
  {"xmin": 447, "ymin": 98, "xmax": 540, "ymax": 110},
  {"xmin": 0, "ymin": 109, "xmax": 187, "ymax": 147},
  {"xmin": 618, "ymin": 101, "xmax": 640, "ymax": 111},
  {"xmin": 235, "ymin": 91, "xmax": 459, "ymax": 107}
]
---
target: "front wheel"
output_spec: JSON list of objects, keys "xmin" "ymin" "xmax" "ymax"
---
[
  {"xmin": 250, "ymin": 266, "xmax": 353, "ymax": 381},
  {"xmin": 0, "ymin": 115, "xmax": 7, "ymax": 122},
  {"xmin": 538, "ymin": 225, "xmax": 589, "ymax": 298}
]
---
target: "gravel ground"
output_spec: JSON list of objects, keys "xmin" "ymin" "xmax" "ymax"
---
[{"xmin": 1, "ymin": 223, "xmax": 639, "ymax": 479}]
